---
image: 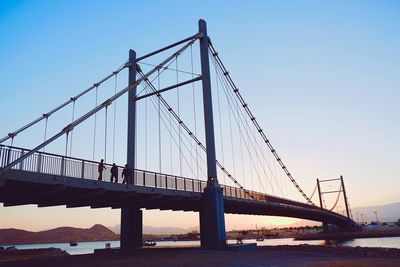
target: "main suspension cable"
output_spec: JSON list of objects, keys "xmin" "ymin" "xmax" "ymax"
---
[
  {"xmin": 212, "ymin": 56, "xmax": 273, "ymax": 195},
  {"xmin": 212, "ymin": 53, "xmax": 284, "ymax": 196}
]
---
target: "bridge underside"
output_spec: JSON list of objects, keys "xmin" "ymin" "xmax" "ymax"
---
[{"xmin": 0, "ymin": 170, "xmax": 352, "ymax": 229}]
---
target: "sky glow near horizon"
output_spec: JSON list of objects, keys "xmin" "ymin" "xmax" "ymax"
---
[{"xmin": 0, "ymin": 0, "xmax": 399, "ymax": 231}]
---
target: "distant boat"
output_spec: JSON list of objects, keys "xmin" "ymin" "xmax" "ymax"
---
[
  {"xmin": 69, "ymin": 241, "xmax": 78, "ymax": 246},
  {"xmin": 143, "ymin": 240, "xmax": 157, "ymax": 247}
]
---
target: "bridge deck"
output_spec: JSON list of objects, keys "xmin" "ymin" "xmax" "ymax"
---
[{"xmin": 0, "ymin": 145, "xmax": 355, "ymax": 228}]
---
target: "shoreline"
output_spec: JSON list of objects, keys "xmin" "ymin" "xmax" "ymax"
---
[
  {"xmin": 1, "ymin": 245, "xmax": 400, "ymax": 267},
  {"xmin": 295, "ymin": 229, "xmax": 400, "ymax": 241},
  {"xmin": 2, "ymin": 234, "xmax": 400, "ymax": 249},
  {"xmin": 0, "ymin": 238, "xmax": 120, "ymax": 247},
  {"xmin": 2, "ymin": 232, "xmax": 400, "ymax": 247}
]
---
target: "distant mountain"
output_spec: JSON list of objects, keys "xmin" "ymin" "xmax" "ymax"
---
[
  {"xmin": 0, "ymin": 224, "xmax": 118, "ymax": 245},
  {"xmin": 109, "ymin": 225, "xmax": 198, "ymax": 235},
  {"xmin": 350, "ymin": 202, "xmax": 400, "ymax": 223}
]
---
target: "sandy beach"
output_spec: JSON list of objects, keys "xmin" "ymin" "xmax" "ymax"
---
[{"xmin": 1, "ymin": 245, "xmax": 400, "ymax": 267}]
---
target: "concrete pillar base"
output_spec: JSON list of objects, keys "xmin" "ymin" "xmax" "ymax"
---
[
  {"xmin": 322, "ymin": 222, "xmax": 329, "ymax": 232},
  {"xmin": 200, "ymin": 186, "xmax": 226, "ymax": 247},
  {"xmin": 120, "ymin": 207, "xmax": 142, "ymax": 248}
]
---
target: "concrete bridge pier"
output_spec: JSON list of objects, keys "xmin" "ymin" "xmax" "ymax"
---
[
  {"xmin": 200, "ymin": 186, "xmax": 226, "ymax": 247},
  {"xmin": 121, "ymin": 207, "xmax": 143, "ymax": 248},
  {"xmin": 322, "ymin": 222, "xmax": 329, "ymax": 232}
]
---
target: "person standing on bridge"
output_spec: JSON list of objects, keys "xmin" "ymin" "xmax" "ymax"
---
[
  {"xmin": 122, "ymin": 164, "xmax": 131, "ymax": 184},
  {"xmin": 98, "ymin": 159, "xmax": 106, "ymax": 181},
  {"xmin": 110, "ymin": 163, "xmax": 118, "ymax": 183}
]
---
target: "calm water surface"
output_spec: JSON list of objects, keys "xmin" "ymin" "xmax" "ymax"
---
[{"xmin": 4, "ymin": 237, "xmax": 400, "ymax": 255}]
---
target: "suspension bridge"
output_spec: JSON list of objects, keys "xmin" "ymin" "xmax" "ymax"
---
[{"xmin": 0, "ymin": 20, "xmax": 359, "ymax": 248}]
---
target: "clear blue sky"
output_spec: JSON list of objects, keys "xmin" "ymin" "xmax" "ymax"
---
[{"xmin": 0, "ymin": 0, "xmax": 399, "ymax": 231}]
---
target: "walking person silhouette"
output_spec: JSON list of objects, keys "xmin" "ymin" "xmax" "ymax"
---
[
  {"xmin": 122, "ymin": 164, "xmax": 131, "ymax": 184},
  {"xmin": 110, "ymin": 163, "xmax": 118, "ymax": 183},
  {"xmin": 98, "ymin": 159, "xmax": 106, "ymax": 181}
]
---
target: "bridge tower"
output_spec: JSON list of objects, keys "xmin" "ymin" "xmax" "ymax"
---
[
  {"xmin": 119, "ymin": 20, "xmax": 227, "ymax": 248},
  {"xmin": 316, "ymin": 178, "xmax": 329, "ymax": 232},
  {"xmin": 340, "ymin": 175, "xmax": 351, "ymax": 219},
  {"xmin": 120, "ymin": 49, "xmax": 143, "ymax": 248},
  {"xmin": 198, "ymin": 19, "xmax": 226, "ymax": 247},
  {"xmin": 317, "ymin": 176, "xmax": 355, "ymax": 231}
]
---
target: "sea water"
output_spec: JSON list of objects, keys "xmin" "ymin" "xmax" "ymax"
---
[{"xmin": 3, "ymin": 237, "xmax": 400, "ymax": 255}]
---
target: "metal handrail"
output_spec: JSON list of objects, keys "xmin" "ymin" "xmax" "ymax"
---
[{"xmin": 0, "ymin": 144, "xmax": 344, "ymax": 216}]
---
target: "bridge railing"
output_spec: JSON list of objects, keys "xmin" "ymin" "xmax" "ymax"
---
[
  {"xmin": 0, "ymin": 145, "xmax": 328, "ymax": 211},
  {"xmin": 0, "ymin": 145, "xmax": 207, "ymax": 191},
  {"xmin": 0, "ymin": 145, "xmax": 259, "ymax": 200}
]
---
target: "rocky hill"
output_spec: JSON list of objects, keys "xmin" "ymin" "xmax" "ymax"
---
[{"xmin": 0, "ymin": 224, "xmax": 118, "ymax": 245}]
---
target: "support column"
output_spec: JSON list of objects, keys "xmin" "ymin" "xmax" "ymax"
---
[
  {"xmin": 198, "ymin": 19, "xmax": 226, "ymax": 247},
  {"xmin": 341, "ymin": 175, "xmax": 351, "ymax": 219},
  {"xmin": 121, "ymin": 207, "xmax": 142, "ymax": 248},
  {"xmin": 317, "ymin": 178, "xmax": 328, "ymax": 232},
  {"xmin": 126, "ymin": 49, "xmax": 137, "ymax": 184},
  {"xmin": 120, "ymin": 49, "xmax": 142, "ymax": 248}
]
